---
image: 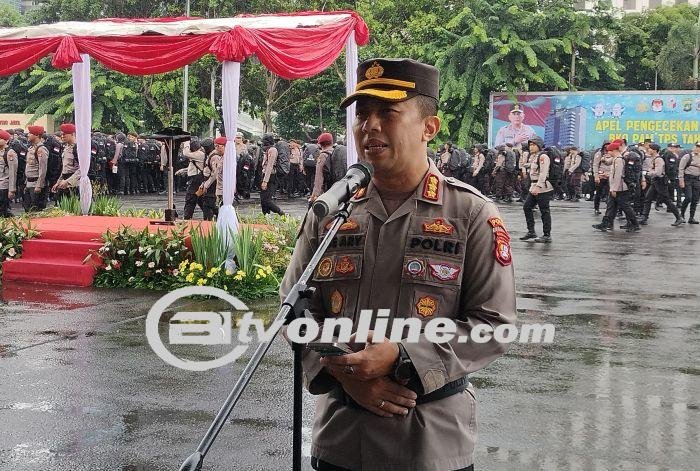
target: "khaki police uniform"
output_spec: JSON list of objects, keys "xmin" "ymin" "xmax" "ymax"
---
[
  {"xmin": 0, "ymin": 145, "xmax": 18, "ymax": 217},
  {"xmin": 24, "ymin": 140, "xmax": 49, "ymax": 211},
  {"xmin": 522, "ymin": 150, "xmax": 553, "ymax": 239},
  {"xmin": 281, "ymin": 159, "xmax": 516, "ymax": 471}
]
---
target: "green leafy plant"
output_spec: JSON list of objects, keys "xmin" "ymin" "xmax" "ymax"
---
[
  {"xmin": 90, "ymin": 195, "xmax": 123, "ymax": 216},
  {"xmin": 189, "ymin": 225, "xmax": 230, "ymax": 272},
  {"xmin": 0, "ymin": 218, "xmax": 39, "ymax": 278},
  {"xmin": 56, "ymin": 194, "xmax": 82, "ymax": 215}
]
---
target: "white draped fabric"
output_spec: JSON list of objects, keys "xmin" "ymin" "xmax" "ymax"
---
[
  {"xmin": 72, "ymin": 54, "xmax": 93, "ymax": 215},
  {"xmin": 345, "ymin": 35, "xmax": 358, "ymax": 166},
  {"xmin": 216, "ymin": 61, "xmax": 241, "ymax": 262}
]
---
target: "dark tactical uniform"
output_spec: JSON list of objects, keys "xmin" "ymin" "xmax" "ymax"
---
[
  {"xmin": 642, "ymin": 153, "xmax": 683, "ymax": 225},
  {"xmin": 679, "ymin": 146, "xmax": 700, "ymax": 223}
]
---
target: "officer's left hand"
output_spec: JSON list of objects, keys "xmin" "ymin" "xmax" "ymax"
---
[
  {"xmin": 320, "ymin": 331, "xmax": 399, "ymax": 381},
  {"xmin": 34, "ymin": 187, "xmax": 42, "ymax": 194}
]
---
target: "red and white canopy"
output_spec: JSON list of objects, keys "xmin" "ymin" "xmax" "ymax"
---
[
  {"xmin": 0, "ymin": 11, "xmax": 368, "ymax": 252},
  {"xmin": 0, "ymin": 12, "xmax": 369, "ymax": 77}
]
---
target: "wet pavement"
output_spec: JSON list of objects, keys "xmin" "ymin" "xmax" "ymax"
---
[{"xmin": 1, "ymin": 195, "xmax": 699, "ymax": 470}]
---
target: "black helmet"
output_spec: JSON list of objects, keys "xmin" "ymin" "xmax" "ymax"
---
[
  {"xmin": 528, "ymin": 136, "xmax": 544, "ymax": 150},
  {"xmin": 115, "ymin": 132, "xmax": 126, "ymax": 143},
  {"xmin": 201, "ymin": 138, "xmax": 214, "ymax": 156},
  {"xmin": 262, "ymin": 133, "xmax": 275, "ymax": 146}
]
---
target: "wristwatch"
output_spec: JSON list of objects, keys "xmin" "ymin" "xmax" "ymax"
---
[{"xmin": 393, "ymin": 343, "xmax": 416, "ymax": 386}]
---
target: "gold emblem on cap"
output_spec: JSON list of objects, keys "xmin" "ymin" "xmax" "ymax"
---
[{"xmin": 365, "ymin": 61, "xmax": 385, "ymax": 80}]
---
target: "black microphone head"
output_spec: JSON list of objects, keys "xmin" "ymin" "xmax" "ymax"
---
[
  {"xmin": 349, "ymin": 162, "xmax": 374, "ymax": 184},
  {"xmin": 312, "ymin": 199, "xmax": 331, "ymax": 218}
]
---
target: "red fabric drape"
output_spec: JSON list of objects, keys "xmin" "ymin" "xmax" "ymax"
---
[{"xmin": 0, "ymin": 12, "xmax": 370, "ymax": 78}]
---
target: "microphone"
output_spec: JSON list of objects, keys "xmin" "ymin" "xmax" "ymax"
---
[{"xmin": 312, "ymin": 162, "xmax": 374, "ymax": 218}]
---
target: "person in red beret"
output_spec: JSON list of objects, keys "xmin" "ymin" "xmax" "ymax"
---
[
  {"xmin": 310, "ymin": 132, "xmax": 335, "ymax": 202},
  {"xmin": 0, "ymin": 129, "xmax": 19, "ymax": 217},
  {"xmin": 23, "ymin": 124, "xmax": 50, "ymax": 212},
  {"xmin": 52, "ymin": 123, "xmax": 81, "ymax": 198},
  {"xmin": 593, "ymin": 140, "xmax": 640, "ymax": 232}
]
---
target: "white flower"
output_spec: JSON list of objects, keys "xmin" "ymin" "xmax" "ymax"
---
[
  {"xmin": 8, "ymin": 248, "xmax": 16, "ymax": 257},
  {"xmin": 148, "ymin": 262, "xmax": 155, "ymax": 268},
  {"xmin": 128, "ymin": 277, "xmax": 135, "ymax": 282},
  {"xmin": 111, "ymin": 260, "xmax": 119, "ymax": 266},
  {"xmin": 172, "ymin": 269, "xmax": 179, "ymax": 276},
  {"xmin": 138, "ymin": 246, "xmax": 145, "ymax": 253},
  {"xmin": 0, "ymin": 243, "xmax": 3, "ymax": 248},
  {"xmin": 105, "ymin": 265, "xmax": 112, "ymax": 271},
  {"xmin": 135, "ymin": 261, "xmax": 144, "ymax": 267},
  {"xmin": 155, "ymin": 269, "xmax": 162, "ymax": 274},
  {"xmin": 117, "ymin": 250, "xmax": 126, "ymax": 255}
]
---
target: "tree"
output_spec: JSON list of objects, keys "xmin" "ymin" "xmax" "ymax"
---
[
  {"xmin": 0, "ymin": 3, "xmax": 25, "ymax": 27},
  {"xmin": 657, "ymin": 18, "xmax": 700, "ymax": 89}
]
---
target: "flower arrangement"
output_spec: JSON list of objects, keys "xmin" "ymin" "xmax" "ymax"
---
[{"xmin": 0, "ymin": 218, "xmax": 39, "ymax": 277}]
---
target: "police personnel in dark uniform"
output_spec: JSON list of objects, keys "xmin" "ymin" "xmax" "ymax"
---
[{"xmin": 280, "ymin": 58, "xmax": 516, "ymax": 471}]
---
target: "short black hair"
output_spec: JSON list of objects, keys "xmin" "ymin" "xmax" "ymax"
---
[
  {"xmin": 649, "ymin": 143, "xmax": 660, "ymax": 152},
  {"xmin": 414, "ymin": 95, "xmax": 438, "ymax": 118}
]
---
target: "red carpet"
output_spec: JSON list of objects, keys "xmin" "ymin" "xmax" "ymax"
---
[{"xmin": 2, "ymin": 216, "xmax": 213, "ymax": 287}]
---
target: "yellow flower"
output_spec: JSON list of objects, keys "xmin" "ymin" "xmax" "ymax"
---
[
  {"xmin": 255, "ymin": 274, "xmax": 262, "ymax": 280},
  {"xmin": 223, "ymin": 285, "xmax": 228, "ymax": 291},
  {"xmin": 196, "ymin": 278, "xmax": 208, "ymax": 286},
  {"xmin": 233, "ymin": 273, "xmax": 244, "ymax": 281},
  {"xmin": 185, "ymin": 273, "xmax": 195, "ymax": 283},
  {"xmin": 235, "ymin": 270, "xmax": 246, "ymax": 278},
  {"xmin": 179, "ymin": 260, "xmax": 189, "ymax": 271},
  {"xmin": 225, "ymin": 269, "xmax": 233, "ymax": 276},
  {"xmin": 265, "ymin": 265, "xmax": 273, "ymax": 274}
]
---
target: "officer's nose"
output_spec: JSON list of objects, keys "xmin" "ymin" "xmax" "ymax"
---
[{"xmin": 360, "ymin": 111, "xmax": 382, "ymax": 134}]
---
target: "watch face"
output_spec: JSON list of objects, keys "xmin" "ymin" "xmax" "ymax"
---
[{"xmin": 395, "ymin": 360, "xmax": 413, "ymax": 383}]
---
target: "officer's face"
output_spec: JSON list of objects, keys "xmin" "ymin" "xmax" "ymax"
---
[
  {"xmin": 509, "ymin": 111, "xmax": 523, "ymax": 125},
  {"xmin": 0, "ymin": 138, "xmax": 6, "ymax": 147},
  {"xmin": 528, "ymin": 142, "xmax": 539, "ymax": 154},
  {"xmin": 353, "ymin": 96, "xmax": 439, "ymax": 178},
  {"xmin": 216, "ymin": 144, "xmax": 225, "ymax": 154}
]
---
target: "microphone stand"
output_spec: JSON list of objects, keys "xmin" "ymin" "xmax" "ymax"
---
[{"xmin": 178, "ymin": 200, "xmax": 356, "ymax": 471}]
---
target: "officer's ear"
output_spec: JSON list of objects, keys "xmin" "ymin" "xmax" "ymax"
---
[{"xmin": 422, "ymin": 115, "xmax": 441, "ymax": 143}]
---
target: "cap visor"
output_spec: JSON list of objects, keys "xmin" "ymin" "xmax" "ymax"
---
[{"xmin": 340, "ymin": 88, "xmax": 411, "ymax": 108}]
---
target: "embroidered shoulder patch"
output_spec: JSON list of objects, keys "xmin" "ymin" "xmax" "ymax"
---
[
  {"xmin": 317, "ymin": 257, "xmax": 334, "ymax": 278},
  {"xmin": 494, "ymin": 238, "xmax": 512, "ymax": 267},
  {"xmin": 335, "ymin": 256, "xmax": 355, "ymax": 275},
  {"xmin": 428, "ymin": 262, "xmax": 461, "ymax": 281}
]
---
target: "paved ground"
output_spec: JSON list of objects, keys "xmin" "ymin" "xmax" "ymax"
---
[{"xmin": 1, "ymin": 194, "xmax": 698, "ymax": 470}]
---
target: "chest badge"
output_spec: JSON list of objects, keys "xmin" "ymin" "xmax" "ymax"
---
[
  {"xmin": 429, "ymin": 262, "xmax": 461, "ymax": 281},
  {"xmin": 330, "ymin": 289, "xmax": 344, "ymax": 315},
  {"xmin": 335, "ymin": 256, "xmax": 355, "ymax": 275},
  {"xmin": 325, "ymin": 219, "xmax": 359, "ymax": 232},
  {"xmin": 404, "ymin": 258, "xmax": 426, "ymax": 278},
  {"xmin": 416, "ymin": 295, "xmax": 438, "ymax": 317},
  {"xmin": 317, "ymin": 257, "xmax": 334, "ymax": 278},
  {"xmin": 423, "ymin": 218, "xmax": 454, "ymax": 235}
]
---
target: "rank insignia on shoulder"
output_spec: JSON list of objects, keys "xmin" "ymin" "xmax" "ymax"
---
[
  {"xmin": 488, "ymin": 216, "xmax": 511, "ymax": 242},
  {"xmin": 317, "ymin": 256, "xmax": 334, "ymax": 278},
  {"xmin": 423, "ymin": 218, "xmax": 454, "ymax": 235},
  {"xmin": 330, "ymin": 289, "xmax": 344, "ymax": 315},
  {"xmin": 404, "ymin": 258, "xmax": 426, "ymax": 278},
  {"xmin": 422, "ymin": 174, "xmax": 440, "ymax": 201},
  {"xmin": 415, "ymin": 295, "xmax": 438, "ymax": 318},
  {"xmin": 429, "ymin": 262, "xmax": 461, "ymax": 281},
  {"xmin": 335, "ymin": 256, "xmax": 356, "ymax": 275}
]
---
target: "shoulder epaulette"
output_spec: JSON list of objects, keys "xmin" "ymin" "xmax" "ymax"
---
[{"xmin": 443, "ymin": 177, "xmax": 492, "ymax": 202}]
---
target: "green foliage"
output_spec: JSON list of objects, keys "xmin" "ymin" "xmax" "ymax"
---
[
  {"xmin": 0, "ymin": 218, "xmax": 39, "ymax": 277},
  {"xmin": 90, "ymin": 195, "xmax": 123, "ymax": 216},
  {"xmin": 57, "ymin": 194, "xmax": 82, "ymax": 215},
  {"xmin": 657, "ymin": 19, "xmax": 700, "ymax": 89},
  {"xmin": 189, "ymin": 225, "xmax": 230, "ymax": 271},
  {"xmin": 0, "ymin": 3, "xmax": 25, "ymax": 27}
]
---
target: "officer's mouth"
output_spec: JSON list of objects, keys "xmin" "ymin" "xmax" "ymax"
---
[{"xmin": 364, "ymin": 138, "xmax": 389, "ymax": 157}]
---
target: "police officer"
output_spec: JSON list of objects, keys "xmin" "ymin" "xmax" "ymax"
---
[
  {"xmin": 520, "ymin": 136, "xmax": 553, "ymax": 243},
  {"xmin": 197, "ymin": 136, "xmax": 224, "ymax": 220},
  {"xmin": 50, "ymin": 123, "xmax": 79, "ymax": 203},
  {"xmin": 640, "ymin": 143, "xmax": 684, "ymax": 226},
  {"xmin": 679, "ymin": 142, "xmax": 700, "ymax": 224},
  {"xmin": 235, "ymin": 132, "xmax": 254, "ymax": 200},
  {"xmin": 119, "ymin": 132, "xmax": 139, "ymax": 195},
  {"xmin": 23, "ymin": 125, "xmax": 49, "ymax": 212},
  {"xmin": 567, "ymin": 146, "xmax": 583, "ymax": 201},
  {"xmin": 260, "ymin": 133, "xmax": 285, "ymax": 215},
  {"xmin": 592, "ymin": 142, "xmax": 611, "ymax": 215},
  {"xmin": 177, "ymin": 137, "xmax": 207, "ymax": 220},
  {"xmin": 281, "ymin": 57, "xmax": 516, "ymax": 471},
  {"xmin": 593, "ymin": 141, "xmax": 640, "ymax": 232},
  {"xmin": 0, "ymin": 129, "xmax": 19, "ymax": 217}
]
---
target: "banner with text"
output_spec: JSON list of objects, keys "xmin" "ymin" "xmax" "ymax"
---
[{"xmin": 489, "ymin": 91, "xmax": 700, "ymax": 150}]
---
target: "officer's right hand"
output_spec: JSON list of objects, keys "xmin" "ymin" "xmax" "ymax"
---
[
  {"xmin": 679, "ymin": 181, "xmax": 685, "ymax": 189},
  {"xmin": 34, "ymin": 187, "xmax": 42, "ymax": 193},
  {"xmin": 338, "ymin": 376, "xmax": 417, "ymax": 418}
]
